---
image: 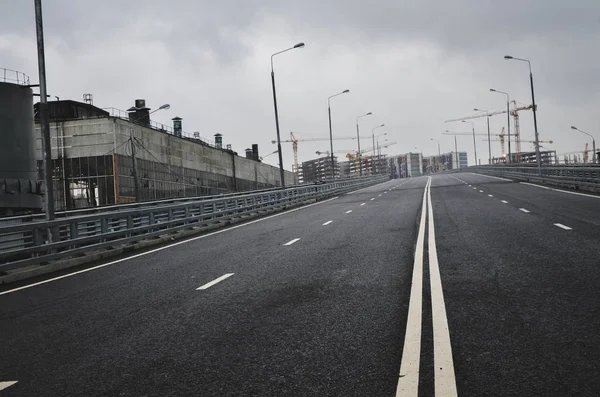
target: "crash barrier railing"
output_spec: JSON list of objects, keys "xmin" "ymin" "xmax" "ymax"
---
[
  {"xmin": 462, "ymin": 165, "xmax": 600, "ymax": 191},
  {"xmin": 0, "ymin": 175, "xmax": 379, "ymax": 224},
  {"xmin": 0, "ymin": 176, "xmax": 388, "ymax": 272}
]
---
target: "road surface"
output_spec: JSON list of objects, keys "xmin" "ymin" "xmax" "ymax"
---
[{"xmin": 1, "ymin": 173, "xmax": 599, "ymax": 396}]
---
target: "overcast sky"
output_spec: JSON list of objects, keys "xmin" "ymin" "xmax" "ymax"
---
[{"xmin": 2, "ymin": 0, "xmax": 600, "ymax": 167}]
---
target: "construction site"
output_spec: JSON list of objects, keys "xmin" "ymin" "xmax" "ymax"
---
[
  {"xmin": 444, "ymin": 100, "xmax": 560, "ymax": 165},
  {"xmin": 0, "ymin": 68, "xmax": 294, "ymax": 215},
  {"xmin": 277, "ymin": 131, "xmax": 396, "ymax": 183}
]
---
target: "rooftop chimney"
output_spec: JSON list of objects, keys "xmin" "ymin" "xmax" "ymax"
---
[
  {"xmin": 127, "ymin": 99, "xmax": 150, "ymax": 127},
  {"xmin": 172, "ymin": 116, "xmax": 182, "ymax": 137},
  {"xmin": 252, "ymin": 144, "xmax": 259, "ymax": 161},
  {"xmin": 214, "ymin": 133, "xmax": 223, "ymax": 149},
  {"xmin": 245, "ymin": 148, "xmax": 253, "ymax": 159}
]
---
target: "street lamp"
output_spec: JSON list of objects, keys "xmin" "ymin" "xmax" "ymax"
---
[
  {"xmin": 430, "ymin": 138, "xmax": 441, "ymax": 171},
  {"xmin": 34, "ymin": 0, "xmax": 55, "ymax": 228},
  {"xmin": 328, "ymin": 89, "xmax": 350, "ymax": 179},
  {"xmin": 571, "ymin": 126, "xmax": 596, "ymax": 164},
  {"xmin": 445, "ymin": 131, "xmax": 461, "ymax": 170},
  {"xmin": 371, "ymin": 124, "xmax": 385, "ymax": 174},
  {"xmin": 462, "ymin": 120, "xmax": 478, "ymax": 166},
  {"xmin": 474, "ymin": 108, "xmax": 492, "ymax": 164},
  {"xmin": 271, "ymin": 42, "xmax": 305, "ymax": 188},
  {"xmin": 505, "ymin": 55, "xmax": 541, "ymax": 171},
  {"xmin": 490, "ymin": 88, "xmax": 511, "ymax": 163},
  {"xmin": 376, "ymin": 134, "xmax": 388, "ymax": 158},
  {"xmin": 356, "ymin": 112, "xmax": 372, "ymax": 177}
]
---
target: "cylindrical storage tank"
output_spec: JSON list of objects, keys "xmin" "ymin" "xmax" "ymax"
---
[{"xmin": 0, "ymin": 79, "xmax": 42, "ymax": 215}]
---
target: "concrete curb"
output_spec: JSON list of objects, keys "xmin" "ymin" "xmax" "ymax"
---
[{"xmin": 0, "ymin": 198, "xmax": 319, "ymax": 285}]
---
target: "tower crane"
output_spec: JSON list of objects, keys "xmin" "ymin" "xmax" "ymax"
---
[
  {"xmin": 445, "ymin": 101, "xmax": 536, "ymax": 163},
  {"xmin": 272, "ymin": 132, "xmax": 370, "ymax": 179}
]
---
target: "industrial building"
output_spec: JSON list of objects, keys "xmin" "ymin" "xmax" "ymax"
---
[
  {"xmin": 30, "ymin": 97, "xmax": 294, "ymax": 211},
  {"xmin": 0, "ymin": 68, "xmax": 294, "ymax": 215},
  {"xmin": 299, "ymin": 156, "xmax": 340, "ymax": 183},
  {"xmin": 0, "ymin": 69, "xmax": 42, "ymax": 216}
]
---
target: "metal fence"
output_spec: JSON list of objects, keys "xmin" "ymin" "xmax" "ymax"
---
[
  {"xmin": 0, "ymin": 176, "xmax": 387, "ymax": 272},
  {"xmin": 1, "ymin": 68, "xmax": 30, "ymax": 85},
  {"xmin": 464, "ymin": 165, "xmax": 600, "ymax": 191}
]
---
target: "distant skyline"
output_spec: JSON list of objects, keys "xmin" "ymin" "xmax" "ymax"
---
[{"xmin": 2, "ymin": 0, "xmax": 599, "ymax": 167}]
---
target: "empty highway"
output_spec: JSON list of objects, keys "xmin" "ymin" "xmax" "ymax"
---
[{"xmin": 1, "ymin": 173, "xmax": 600, "ymax": 396}]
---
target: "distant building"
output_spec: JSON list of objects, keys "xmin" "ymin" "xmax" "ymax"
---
[
  {"xmin": 299, "ymin": 156, "xmax": 339, "ymax": 183},
  {"xmin": 389, "ymin": 151, "xmax": 468, "ymax": 178}
]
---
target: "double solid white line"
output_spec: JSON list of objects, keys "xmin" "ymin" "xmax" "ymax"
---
[{"xmin": 396, "ymin": 177, "xmax": 458, "ymax": 397}]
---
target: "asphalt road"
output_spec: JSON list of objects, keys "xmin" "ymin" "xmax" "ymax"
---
[{"xmin": 1, "ymin": 173, "xmax": 599, "ymax": 396}]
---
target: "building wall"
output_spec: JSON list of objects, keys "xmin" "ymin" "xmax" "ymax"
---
[{"xmin": 35, "ymin": 117, "xmax": 294, "ymax": 210}]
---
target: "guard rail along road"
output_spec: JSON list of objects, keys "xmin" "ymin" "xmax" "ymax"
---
[
  {"xmin": 0, "ymin": 176, "xmax": 388, "ymax": 279},
  {"xmin": 459, "ymin": 164, "xmax": 600, "ymax": 193}
]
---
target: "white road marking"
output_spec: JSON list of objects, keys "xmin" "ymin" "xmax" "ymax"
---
[
  {"xmin": 371, "ymin": 198, "xmax": 376, "ymax": 201},
  {"xmin": 521, "ymin": 182, "xmax": 550, "ymax": 190},
  {"xmin": 479, "ymin": 190, "xmax": 484, "ymax": 193},
  {"xmin": 345, "ymin": 210, "xmax": 353, "ymax": 214},
  {"xmin": 0, "ymin": 382, "xmax": 18, "ymax": 391},
  {"xmin": 384, "ymin": 191, "xmax": 389, "ymax": 194},
  {"xmin": 360, "ymin": 203, "xmax": 366, "ymax": 206},
  {"xmin": 472, "ymin": 187, "xmax": 477, "ymax": 190},
  {"xmin": 521, "ymin": 183, "xmax": 600, "ymax": 199},
  {"xmin": 519, "ymin": 208, "xmax": 530, "ymax": 213},
  {"xmin": 554, "ymin": 223, "xmax": 572, "ymax": 230},
  {"xmin": 488, "ymin": 194, "xmax": 494, "ymax": 197},
  {"xmin": 284, "ymin": 238, "xmax": 301, "ymax": 246},
  {"xmin": 501, "ymin": 200, "xmax": 508, "ymax": 204},
  {"xmin": 468, "ymin": 185, "xmax": 472, "ymax": 187},
  {"xmin": 470, "ymin": 173, "xmax": 512, "ymax": 182},
  {"xmin": 379, "ymin": 194, "xmax": 383, "ymax": 197},
  {"xmin": 396, "ymin": 177, "xmax": 429, "ymax": 397},
  {"xmin": 0, "ymin": 196, "xmax": 340, "ymax": 296},
  {"xmin": 322, "ymin": 221, "xmax": 333, "ymax": 226},
  {"xmin": 427, "ymin": 176, "xmax": 458, "ymax": 397},
  {"xmin": 197, "ymin": 273, "xmax": 234, "ymax": 290}
]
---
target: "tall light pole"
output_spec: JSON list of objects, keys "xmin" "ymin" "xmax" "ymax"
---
[
  {"xmin": 372, "ymin": 124, "xmax": 385, "ymax": 174},
  {"xmin": 454, "ymin": 136, "xmax": 459, "ymax": 169},
  {"xmin": 430, "ymin": 138, "xmax": 441, "ymax": 171},
  {"xmin": 490, "ymin": 88, "xmax": 511, "ymax": 163},
  {"xmin": 462, "ymin": 120, "xmax": 478, "ymax": 166},
  {"xmin": 328, "ymin": 89, "xmax": 350, "ymax": 179},
  {"xmin": 129, "ymin": 104, "xmax": 170, "ymax": 201},
  {"xmin": 571, "ymin": 126, "xmax": 596, "ymax": 164},
  {"xmin": 271, "ymin": 42, "xmax": 305, "ymax": 188},
  {"xmin": 446, "ymin": 130, "xmax": 460, "ymax": 169},
  {"xmin": 376, "ymin": 134, "xmax": 388, "ymax": 158},
  {"xmin": 356, "ymin": 112, "xmax": 372, "ymax": 177},
  {"xmin": 505, "ymin": 55, "xmax": 541, "ymax": 171},
  {"xmin": 34, "ymin": 0, "xmax": 54, "ymax": 227},
  {"xmin": 474, "ymin": 108, "xmax": 492, "ymax": 164}
]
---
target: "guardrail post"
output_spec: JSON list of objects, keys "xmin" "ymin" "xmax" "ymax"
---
[
  {"xmin": 32, "ymin": 227, "xmax": 42, "ymax": 247},
  {"xmin": 69, "ymin": 222, "xmax": 78, "ymax": 240}
]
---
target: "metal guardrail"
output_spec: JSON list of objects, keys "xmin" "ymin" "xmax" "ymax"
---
[
  {"xmin": 0, "ymin": 176, "xmax": 388, "ymax": 272},
  {"xmin": 0, "ymin": 176, "xmax": 376, "ymax": 223},
  {"xmin": 1, "ymin": 68, "xmax": 30, "ymax": 85},
  {"xmin": 462, "ymin": 165, "xmax": 600, "ymax": 191}
]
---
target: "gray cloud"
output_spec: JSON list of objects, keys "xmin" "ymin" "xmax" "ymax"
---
[{"xmin": 2, "ymin": 0, "xmax": 600, "ymax": 167}]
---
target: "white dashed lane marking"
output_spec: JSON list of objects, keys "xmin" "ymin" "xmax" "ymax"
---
[{"xmin": 554, "ymin": 223, "xmax": 572, "ymax": 230}]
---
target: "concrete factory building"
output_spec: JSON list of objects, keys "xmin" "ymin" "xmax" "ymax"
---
[{"xmin": 30, "ymin": 97, "xmax": 293, "ymax": 211}]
